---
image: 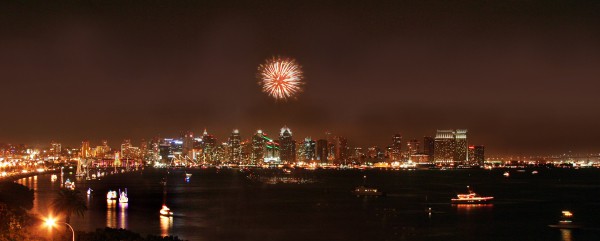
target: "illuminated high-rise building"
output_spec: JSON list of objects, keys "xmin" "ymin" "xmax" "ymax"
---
[
  {"xmin": 391, "ymin": 134, "xmax": 402, "ymax": 161},
  {"xmin": 81, "ymin": 141, "xmax": 91, "ymax": 158},
  {"xmin": 251, "ymin": 130, "xmax": 267, "ymax": 165},
  {"xmin": 182, "ymin": 131, "xmax": 194, "ymax": 159},
  {"xmin": 303, "ymin": 137, "xmax": 316, "ymax": 161},
  {"xmin": 434, "ymin": 129, "xmax": 468, "ymax": 166},
  {"xmin": 50, "ymin": 141, "xmax": 61, "ymax": 155},
  {"xmin": 279, "ymin": 126, "xmax": 295, "ymax": 163},
  {"xmin": 228, "ymin": 129, "xmax": 242, "ymax": 163},
  {"xmin": 202, "ymin": 129, "xmax": 217, "ymax": 164},
  {"xmin": 407, "ymin": 139, "xmax": 419, "ymax": 158},
  {"xmin": 335, "ymin": 136, "xmax": 348, "ymax": 163},
  {"xmin": 434, "ymin": 130, "xmax": 455, "ymax": 166},
  {"xmin": 121, "ymin": 139, "xmax": 132, "ymax": 158},
  {"xmin": 264, "ymin": 135, "xmax": 280, "ymax": 164},
  {"xmin": 454, "ymin": 129, "xmax": 468, "ymax": 165},
  {"xmin": 468, "ymin": 145, "xmax": 485, "ymax": 166},
  {"xmin": 316, "ymin": 139, "xmax": 328, "ymax": 163}
]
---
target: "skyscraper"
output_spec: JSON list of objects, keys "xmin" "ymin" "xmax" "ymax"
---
[
  {"xmin": 407, "ymin": 139, "xmax": 419, "ymax": 159},
  {"xmin": 251, "ymin": 130, "xmax": 267, "ymax": 165},
  {"xmin": 316, "ymin": 139, "xmax": 328, "ymax": 163},
  {"xmin": 434, "ymin": 129, "xmax": 468, "ymax": 166},
  {"xmin": 81, "ymin": 140, "xmax": 91, "ymax": 159},
  {"xmin": 279, "ymin": 126, "xmax": 295, "ymax": 163},
  {"xmin": 391, "ymin": 134, "xmax": 402, "ymax": 161},
  {"xmin": 434, "ymin": 130, "xmax": 455, "ymax": 166},
  {"xmin": 303, "ymin": 137, "xmax": 316, "ymax": 161},
  {"xmin": 182, "ymin": 131, "xmax": 194, "ymax": 159},
  {"xmin": 468, "ymin": 145, "xmax": 485, "ymax": 166},
  {"xmin": 228, "ymin": 129, "xmax": 242, "ymax": 163},
  {"xmin": 454, "ymin": 129, "xmax": 468, "ymax": 165},
  {"xmin": 423, "ymin": 136, "xmax": 434, "ymax": 162},
  {"xmin": 335, "ymin": 136, "xmax": 348, "ymax": 163},
  {"xmin": 201, "ymin": 129, "xmax": 217, "ymax": 164}
]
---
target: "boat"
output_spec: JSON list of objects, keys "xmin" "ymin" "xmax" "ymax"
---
[
  {"xmin": 159, "ymin": 205, "xmax": 174, "ymax": 216},
  {"xmin": 353, "ymin": 186, "xmax": 385, "ymax": 197},
  {"xmin": 451, "ymin": 186, "xmax": 494, "ymax": 204},
  {"xmin": 549, "ymin": 210, "xmax": 581, "ymax": 229},
  {"xmin": 51, "ymin": 174, "xmax": 58, "ymax": 182},
  {"xmin": 532, "ymin": 170, "xmax": 539, "ymax": 175},
  {"xmin": 106, "ymin": 190, "xmax": 118, "ymax": 200},
  {"xmin": 64, "ymin": 179, "xmax": 76, "ymax": 190},
  {"xmin": 87, "ymin": 188, "xmax": 93, "ymax": 196},
  {"xmin": 353, "ymin": 175, "xmax": 384, "ymax": 197},
  {"xmin": 503, "ymin": 171, "xmax": 510, "ymax": 177},
  {"xmin": 119, "ymin": 189, "xmax": 128, "ymax": 203},
  {"xmin": 185, "ymin": 172, "xmax": 192, "ymax": 178}
]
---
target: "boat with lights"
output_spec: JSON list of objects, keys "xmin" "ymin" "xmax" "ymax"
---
[{"xmin": 451, "ymin": 186, "xmax": 494, "ymax": 204}]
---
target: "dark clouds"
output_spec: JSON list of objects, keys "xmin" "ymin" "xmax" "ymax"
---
[{"xmin": 1, "ymin": 0, "xmax": 599, "ymax": 155}]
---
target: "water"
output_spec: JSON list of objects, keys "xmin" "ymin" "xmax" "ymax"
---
[{"xmin": 18, "ymin": 168, "xmax": 600, "ymax": 241}]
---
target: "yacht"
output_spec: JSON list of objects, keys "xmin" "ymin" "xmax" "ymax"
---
[
  {"xmin": 64, "ymin": 179, "xmax": 76, "ymax": 190},
  {"xmin": 549, "ymin": 210, "xmax": 580, "ymax": 229},
  {"xmin": 353, "ymin": 175, "xmax": 384, "ymax": 197},
  {"xmin": 106, "ymin": 190, "xmax": 118, "ymax": 200},
  {"xmin": 119, "ymin": 189, "xmax": 128, "ymax": 203},
  {"xmin": 160, "ymin": 205, "xmax": 174, "ymax": 216},
  {"xmin": 87, "ymin": 188, "xmax": 93, "ymax": 196},
  {"xmin": 451, "ymin": 186, "xmax": 494, "ymax": 204},
  {"xmin": 353, "ymin": 186, "xmax": 384, "ymax": 197},
  {"xmin": 503, "ymin": 171, "xmax": 510, "ymax": 177}
]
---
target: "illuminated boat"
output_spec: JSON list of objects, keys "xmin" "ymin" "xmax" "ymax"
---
[
  {"xmin": 353, "ymin": 186, "xmax": 384, "ymax": 197},
  {"xmin": 87, "ymin": 188, "xmax": 93, "ymax": 196},
  {"xmin": 549, "ymin": 210, "xmax": 581, "ymax": 229},
  {"xmin": 64, "ymin": 179, "xmax": 76, "ymax": 190},
  {"xmin": 51, "ymin": 174, "xmax": 58, "ymax": 182},
  {"xmin": 159, "ymin": 205, "xmax": 174, "ymax": 216},
  {"xmin": 119, "ymin": 189, "xmax": 128, "ymax": 203},
  {"xmin": 531, "ymin": 170, "xmax": 539, "ymax": 175},
  {"xmin": 185, "ymin": 172, "xmax": 192, "ymax": 178},
  {"xmin": 451, "ymin": 186, "xmax": 494, "ymax": 204},
  {"xmin": 106, "ymin": 190, "xmax": 118, "ymax": 200},
  {"xmin": 503, "ymin": 171, "xmax": 510, "ymax": 177}
]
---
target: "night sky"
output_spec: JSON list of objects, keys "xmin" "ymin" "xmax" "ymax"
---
[{"xmin": 1, "ymin": 0, "xmax": 599, "ymax": 155}]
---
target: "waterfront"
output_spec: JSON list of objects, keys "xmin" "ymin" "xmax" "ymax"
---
[{"xmin": 18, "ymin": 168, "xmax": 600, "ymax": 241}]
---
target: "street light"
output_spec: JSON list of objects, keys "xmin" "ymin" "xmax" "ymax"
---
[{"xmin": 44, "ymin": 216, "xmax": 75, "ymax": 241}]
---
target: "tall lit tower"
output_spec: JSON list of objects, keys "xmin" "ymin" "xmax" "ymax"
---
[
  {"xmin": 407, "ymin": 139, "xmax": 419, "ymax": 159},
  {"xmin": 454, "ymin": 129, "xmax": 468, "ymax": 165},
  {"xmin": 335, "ymin": 136, "xmax": 348, "ymax": 163},
  {"xmin": 228, "ymin": 129, "xmax": 242, "ymax": 163},
  {"xmin": 391, "ymin": 134, "xmax": 402, "ymax": 161},
  {"xmin": 303, "ymin": 137, "xmax": 316, "ymax": 161},
  {"xmin": 251, "ymin": 130, "xmax": 266, "ymax": 165},
  {"xmin": 182, "ymin": 131, "xmax": 194, "ymax": 159},
  {"xmin": 434, "ymin": 130, "xmax": 455, "ymax": 166},
  {"xmin": 316, "ymin": 139, "xmax": 328, "ymax": 163},
  {"xmin": 202, "ymin": 129, "xmax": 217, "ymax": 164},
  {"xmin": 279, "ymin": 126, "xmax": 295, "ymax": 163},
  {"xmin": 81, "ymin": 141, "xmax": 91, "ymax": 159}
]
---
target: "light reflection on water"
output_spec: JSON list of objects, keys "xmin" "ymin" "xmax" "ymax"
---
[
  {"xmin": 454, "ymin": 204, "xmax": 494, "ymax": 213},
  {"xmin": 159, "ymin": 215, "xmax": 173, "ymax": 237},
  {"xmin": 106, "ymin": 200, "xmax": 117, "ymax": 228},
  {"xmin": 560, "ymin": 229, "xmax": 572, "ymax": 241},
  {"xmin": 119, "ymin": 203, "xmax": 128, "ymax": 229}
]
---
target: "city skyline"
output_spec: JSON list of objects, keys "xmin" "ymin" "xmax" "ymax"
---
[{"xmin": 1, "ymin": 1, "xmax": 599, "ymax": 155}]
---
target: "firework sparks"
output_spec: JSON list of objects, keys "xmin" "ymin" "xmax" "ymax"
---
[{"xmin": 258, "ymin": 57, "xmax": 304, "ymax": 100}]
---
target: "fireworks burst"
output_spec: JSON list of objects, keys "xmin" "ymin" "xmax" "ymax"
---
[{"xmin": 257, "ymin": 56, "xmax": 304, "ymax": 100}]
